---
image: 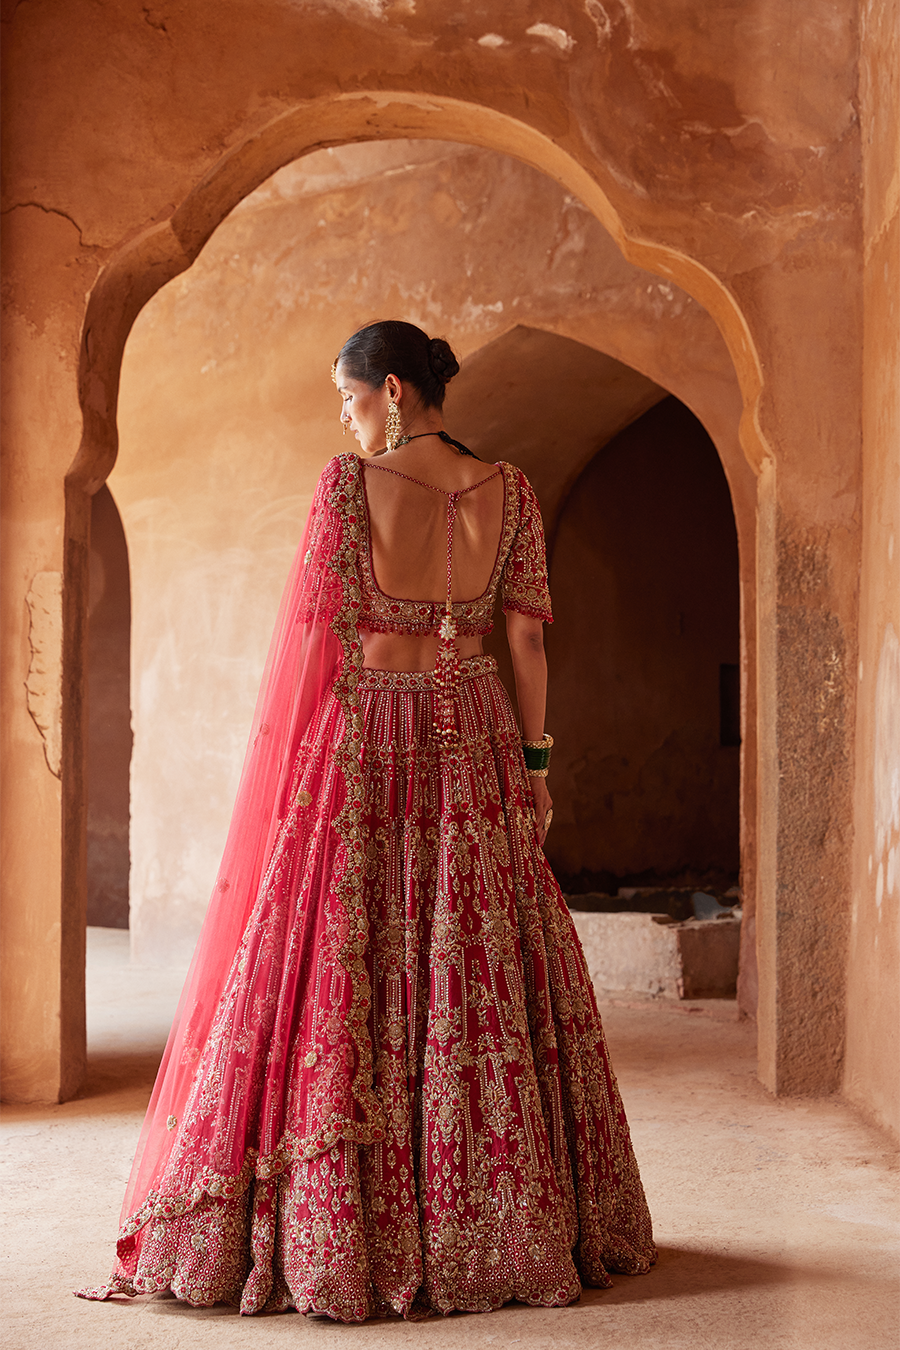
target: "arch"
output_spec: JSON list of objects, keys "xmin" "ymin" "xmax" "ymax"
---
[
  {"xmin": 67, "ymin": 93, "xmax": 767, "ymax": 497},
  {"xmin": 61, "ymin": 94, "xmax": 767, "ymax": 1093},
  {"xmin": 444, "ymin": 324, "xmax": 669, "ymax": 538},
  {"xmin": 547, "ymin": 396, "xmax": 741, "ymax": 892}
]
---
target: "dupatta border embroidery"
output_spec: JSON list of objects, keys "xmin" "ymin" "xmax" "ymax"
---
[
  {"xmin": 113, "ymin": 455, "xmax": 385, "ymax": 1247},
  {"xmin": 323, "ymin": 454, "xmax": 384, "ymax": 1142}
]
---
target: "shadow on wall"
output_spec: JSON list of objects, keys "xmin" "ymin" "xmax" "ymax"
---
[
  {"xmin": 443, "ymin": 324, "xmax": 667, "ymax": 529},
  {"xmin": 87, "ymin": 486, "xmax": 132, "ymax": 929},
  {"xmin": 545, "ymin": 396, "xmax": 741, "ymax": 894}
]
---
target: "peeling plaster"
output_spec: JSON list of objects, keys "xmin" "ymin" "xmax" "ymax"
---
[
  {"xmin": 24, "ymin": 572, "xmax": 63, "ymax": 779},
  {"xmin": 526, "ymin": 23, "xmax": 575, "ymax": 53},
  {"xmin": 323, "ymin": 0, "xmax": 412, "ymax": 19},
  {"xmin": 584, "ymin": 1, "xmax": 612, "ymax": 45}
]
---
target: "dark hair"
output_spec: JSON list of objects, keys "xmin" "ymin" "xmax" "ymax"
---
[{"xmin": 335, "ymin": 320, "xmax": 460, "ymax": 409}]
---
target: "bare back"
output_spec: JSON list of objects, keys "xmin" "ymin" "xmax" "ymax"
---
[{"xmin": 360, "ymin": 448, "xmax": 505, "ymax": 670}]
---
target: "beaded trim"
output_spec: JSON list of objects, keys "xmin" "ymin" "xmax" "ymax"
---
[
  {"xmin": 357, "ymin": 655, "xmax": 498, "ymax": 692},
  {"xmin": 356, "ymin": 459, "xmax": 520, "ymax": 637}
]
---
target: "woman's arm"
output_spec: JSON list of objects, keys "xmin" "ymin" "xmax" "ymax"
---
[{"xmin": 506, "ymin": 609, "xmax": 553, "ymax": 847}]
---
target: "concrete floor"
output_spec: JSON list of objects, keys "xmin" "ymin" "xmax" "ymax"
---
[{"xmin": 1, "ymin": 928, "xmax": 897, "ymax": 1350}]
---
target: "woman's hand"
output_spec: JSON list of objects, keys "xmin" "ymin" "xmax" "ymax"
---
[
  {"xmin": 530, "ymin": 774, "xmax": 553, "ymax": 849},
  {"xmin": 506, "ymin": 611, "xmax": 553, "ymax": 848}
]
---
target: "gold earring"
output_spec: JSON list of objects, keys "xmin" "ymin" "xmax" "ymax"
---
[{"xmin": 385, "ymin": 397, "xmax": 402, "ymax": 452}]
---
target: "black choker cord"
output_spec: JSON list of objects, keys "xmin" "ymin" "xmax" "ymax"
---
[{"xmin": 396, "ymin": 430, "xmax": 482, "ymax": 460}]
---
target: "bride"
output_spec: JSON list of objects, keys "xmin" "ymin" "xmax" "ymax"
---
[{"xmin": 78, "ymin": 319, "xmax": 655, "ymax": 1320}]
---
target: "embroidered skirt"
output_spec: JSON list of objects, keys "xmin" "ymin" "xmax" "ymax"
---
[{"xmin": 84, "ymin": 656, "xmax": 655, "ymax": 1320}]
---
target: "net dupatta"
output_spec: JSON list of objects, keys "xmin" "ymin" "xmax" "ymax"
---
[{"xmin": 109, "ymin": 454, "xmax": 378, "ymax": 1273}]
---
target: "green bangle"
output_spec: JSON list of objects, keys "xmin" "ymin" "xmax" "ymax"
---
[{"xmin": 522, "ymin": 734, "xmax": 553, "ymax": 774}]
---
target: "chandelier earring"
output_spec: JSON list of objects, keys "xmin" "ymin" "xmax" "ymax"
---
[{"xmin": 384, "ymin": 397, "xmax": 402, "ymax": 452}]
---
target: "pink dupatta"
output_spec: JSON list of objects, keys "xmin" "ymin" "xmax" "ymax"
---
[{"xmin": 104, "ymin": 454, "xmax": 381, "ymax": 1285}]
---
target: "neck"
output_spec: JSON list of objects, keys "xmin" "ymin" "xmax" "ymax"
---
[{"xmin": 399, "ymin": 415, "xmax": 443, "ymax": 441}]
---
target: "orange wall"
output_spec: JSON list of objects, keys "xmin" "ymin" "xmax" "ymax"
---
[
  {"xmin": 1, "ymin": 0, "xmax": 877, "ymax": 1108},
  {"xmin": 843, "ymin": 0, "xmax": 900, "ymax": 1140}
]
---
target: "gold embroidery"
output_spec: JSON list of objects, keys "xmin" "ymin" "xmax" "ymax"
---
[
  {"xmin": 500, "ymin": 472, "xmax": 554, "ymax": 623},
  {"xmin": 355, "ymin": 460, "xmax": 550, "ymax": 636},
  {"xmin": 83, "ymin": 455, "xmax": 652, "ymax": 1321}
]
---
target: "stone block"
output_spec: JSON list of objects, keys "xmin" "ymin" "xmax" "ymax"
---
[
  {"xmin": 676, "ymin": 917, "xmax": 742, "ymax": 998},
  {"xmin": 570, "ymin": 911, "xmax": 683, "ymax": 999},
  {"xmin": 569, "ymin": 909, "xmax": 741, "ymax": 1000}
]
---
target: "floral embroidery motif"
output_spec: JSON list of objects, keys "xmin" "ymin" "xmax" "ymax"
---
[
  {"xmin": 77, "ymin": 454, "xmax": 652, "ymax": 1321},
  {"xmin": 499, "ymin": 472, "xmax": 554, "ymax": 624},
  {"xmin": 356, "ymin": 459, "xmax": 552, "ymax": 636}
]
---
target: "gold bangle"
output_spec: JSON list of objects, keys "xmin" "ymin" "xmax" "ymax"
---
[
  {"xmin": 527, "ymin": 766, "xmax": 549, "ymax": 778},
  {"xmin": 521, "ymin": 734, "xmax": 554, "ymax": 749}
]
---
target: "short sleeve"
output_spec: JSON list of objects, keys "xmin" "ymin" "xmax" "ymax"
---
[
  {"xmin": 294, "ymin": 457, "xmax": 346, "ymax": 623},
  {"xmin": 501, "ymin": 470, "xmax": 553, "ymax": 624}
]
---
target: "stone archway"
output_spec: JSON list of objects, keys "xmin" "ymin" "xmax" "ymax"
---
[
  {"xmin": 62, "ymin": 99, "xmax": 762, "ymax": 1099},
  {"xmin": 446, "ymin": 329, "xmax": 743, "ymax": 922}
]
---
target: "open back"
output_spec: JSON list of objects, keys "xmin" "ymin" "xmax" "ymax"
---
[
  {"xmin": 362, "ymin": 460, "xmax": 506, "ymax": 612},
  {"xmin": 354, "ymin": 455, "xmax": 553, "ymax": 639}
]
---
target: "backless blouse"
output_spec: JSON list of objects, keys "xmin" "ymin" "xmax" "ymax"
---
[{"xmin": 355, "ymin": 457, "xmax": 553, "ymax": 637}]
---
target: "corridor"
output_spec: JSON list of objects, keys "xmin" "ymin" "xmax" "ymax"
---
[{"xmin": 1, "ymin": 928, "xmax": 896, "ymax": 1349}]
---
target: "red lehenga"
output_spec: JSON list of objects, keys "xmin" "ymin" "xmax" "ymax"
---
[{"xmin": 78, "ymin": 453, "xmax": 655, "ymax": 1320}]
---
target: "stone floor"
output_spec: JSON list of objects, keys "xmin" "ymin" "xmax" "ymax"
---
[{"xmin": 1, "ymin": 928, "xmax": 897, "ymax": 1350}]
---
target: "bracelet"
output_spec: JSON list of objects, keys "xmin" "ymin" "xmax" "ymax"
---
[{"xmin": 522, "ymin": 733, "xmax": 553, "ymax": 775}]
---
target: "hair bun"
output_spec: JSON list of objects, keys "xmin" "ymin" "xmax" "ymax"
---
[
  {"xmin": 428, "ymin": 337, "xmax": 460, "ymax": 384},
  {"xmin": 336, "ymin": 321, "xmax": 457, "ymax": 409}
]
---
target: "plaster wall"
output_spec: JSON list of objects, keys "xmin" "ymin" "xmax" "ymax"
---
[
  {"xmin": 0, "ymin": 206, "xmax": 92, "ymax": 1103},
  {"xmin": 112, "ymin": 142, "xmax": 744, "ymax": 964},
  {"xmin": 0, "ymin": 0, "xmax": 871, "ymax": 1106},
  {"xmin": 843, "ymin": 0, "xmax": 900, "ymax": 1141}
]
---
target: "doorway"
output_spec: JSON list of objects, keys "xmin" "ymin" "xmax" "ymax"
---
[
  {"xmin": 546, "ymin": 396, "xmax": 741, "ymax": 893},
  {"xmin": 86, "ymin": 485, "xmax": 132, "ymax": 929}
]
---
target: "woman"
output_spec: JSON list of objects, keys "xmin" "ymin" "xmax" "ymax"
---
[{"xmin": 79, "ymin": 320, "xmax": 655, "ymax": 1320}]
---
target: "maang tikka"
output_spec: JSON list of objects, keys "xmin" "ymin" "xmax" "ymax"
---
[{"xmin": 384, "ymin": 397, "xmax": 402, "ymax": 452}]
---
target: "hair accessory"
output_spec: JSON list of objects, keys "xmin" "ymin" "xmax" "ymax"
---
[
  {"xmin": 330, "ymin": 360, "xmax": 338, "ymax": 383},
  {"xmin": 522, "ymin": 733, "xmax": 553, "ymax": 775},
  {"xmin": 385, "ymin": 397, "xmax": 402, "ymax": 452}
]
